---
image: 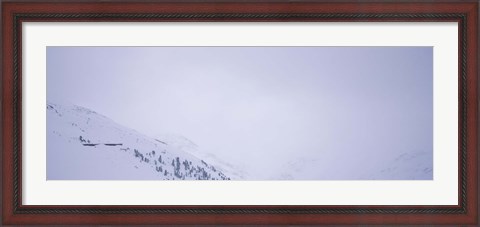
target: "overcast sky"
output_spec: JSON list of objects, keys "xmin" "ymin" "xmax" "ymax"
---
[{"xmin": 47, "ymin": 47, "xmax": 433, "ymax": 179}]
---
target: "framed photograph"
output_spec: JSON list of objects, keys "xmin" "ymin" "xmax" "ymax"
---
[{"xmin": 2, "ymin": 0, "xmax": 478, "ymax": 225}]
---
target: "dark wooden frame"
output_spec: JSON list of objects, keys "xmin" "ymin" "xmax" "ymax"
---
[{"xmin": 1, "ymin": 0, "xmax": 478, "ymax": 225}]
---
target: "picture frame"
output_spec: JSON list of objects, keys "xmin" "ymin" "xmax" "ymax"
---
[{"xmin": 1, "ymin": 0, "xmax": 478, "ymax": 225}]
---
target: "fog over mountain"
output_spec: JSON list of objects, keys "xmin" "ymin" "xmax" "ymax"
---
[
  {"xmin": 47, "ymin": 47, "xmax": 433, "ymax": 180},
  {"xmin": 47, "ymin": 102, "xmax": 432, "ymax": 180}
]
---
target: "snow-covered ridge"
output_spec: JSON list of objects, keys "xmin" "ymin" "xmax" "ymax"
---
[
  {"xmin": 157, "ymin": 134, "xmax": 250, "ymax": 180},
  {"xmin": 276, "ymin": 151, "xmax": 433, "ymax": 180},
  {"xmin": 47, "ymin": 101, "xmax": 432, "ymax": 180},
  {"xmin": 370, "ymin": 151, "xmax": 433, "ymax": 180},
  {"xmin": 47, "ymin": 102, "xmax": 234, "ymax": 180}
]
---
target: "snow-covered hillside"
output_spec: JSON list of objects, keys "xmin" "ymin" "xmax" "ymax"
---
[
  {"xmin": 274, "ymin": 151, "xmax": 433, "ymax": 180},
  {"xmin": 47, "ymin": 102, "xmax": 234, "ymax": 180},
  {"xmin": 367, "ymin": 151, "xmax": 433, "ymax": 180},
  {"xmin": 157, "ymin": 134, "xmax": 250, "ymax": 180},
  {"xmin": 47, "ymin": 102, "xmax": 432, "ymax": 181}
]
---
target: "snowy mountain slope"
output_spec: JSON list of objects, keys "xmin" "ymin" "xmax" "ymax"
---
[
  {"xmin": 272, "ymin": 151, "xmax": 433, "ymax": 180},
  {"xmin": 47, "ymin": 102, "xmax": 432, "ymax": 181},
  {"xmin": 158, "ymin": 134, "xmax": 250, "ymax": 180},
  {"xmin": 366, "ymin": 151, "xmax": 433, "ymax": 180},
  {"xmin": 47, "ymin": 102, "xmax": 233, "ymax": 180}
]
